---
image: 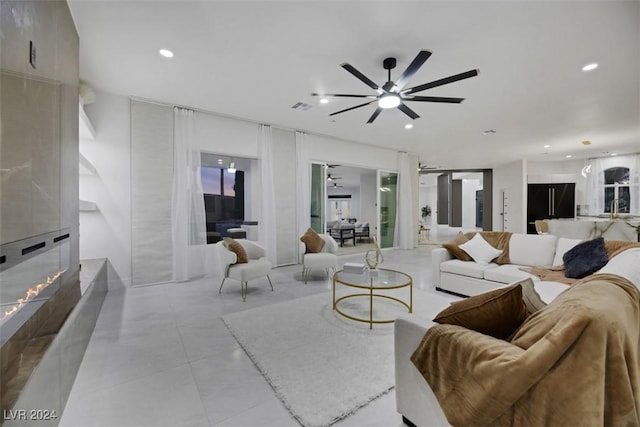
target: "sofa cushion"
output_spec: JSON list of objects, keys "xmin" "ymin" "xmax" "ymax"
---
[
  {"xmin": 552, "ymin": 237, "xmax": 583, "ymax": 267},
  {"xmin": 509, "ymin": 233, "xmax": 557, "ymax": 267},
  {"xmin": 563, "ymin": 237, "xmax": 608, "ymax": 279},
  {"xmin": 227, "ymin": 259, "xmax": 271, "ymax": 282},
  {"xmin": 223, "ymin": 237, "xmax": 248, "ymax": 263},
  {"xmin": 596, "ymin": 247, "xmax": 640, "ymax": 288},
  {"xmin": 440, "ymin": 259, "xmax": 498, "ymax": 279},
  {"xmin": 300, "ymin": 227, "xmax": 325, "ymax": 253},
  {"xmin": 459, "ymin": 233, "xmax": 503, "ymax": 265},
  {"xmin": 433, "ymin": 284, "xmax": 528, "ymax": 340},
  {"xmin": 442, "ymin": 232, "xmax": 473, "ymax": 261},
  {"xmin": 483, "ymin": 264, "xmax": 540, "ymax": 284},
  {"xmin": 534, "ymin": 280, "xmax": 570, "ymax": 304}
]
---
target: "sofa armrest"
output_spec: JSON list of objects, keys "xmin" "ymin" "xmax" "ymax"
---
[
  {"xmin": 432, "ymin": 247, "xmax": 453, "ymax": 288},
  {"xmin": 394, "ymin": 315, "xmax": 451, "ymax": 427}
]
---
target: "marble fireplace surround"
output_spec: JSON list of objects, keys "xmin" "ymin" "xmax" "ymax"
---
[{"xmin": 0, "ymin": 233, "xmax": 108, "ymax": 424}]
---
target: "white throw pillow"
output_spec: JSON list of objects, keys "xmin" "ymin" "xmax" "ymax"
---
[
  {"xmin": 552, "ymin": 237, "xmax": 583, "ymax": 267},
  {"xmin": 458, "ymin": 233, "xmax": 503, "ymax": 265}
]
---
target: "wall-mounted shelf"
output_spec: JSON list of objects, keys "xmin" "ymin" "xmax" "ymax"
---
[
  {"xmin": 79, "ymin": 102, "xmax": 95, "ymax": 140},
  {"xmin": 79, "ymin": 200, "xmax": 97, "ymax": 212},
  {"xmin": 79, "ymin": 152, "xmax": 97, "ymax": 175}
]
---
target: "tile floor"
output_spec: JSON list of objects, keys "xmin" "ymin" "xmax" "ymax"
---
[{"xmin": 60, "ymin": 245, "xmax": 448, "ymax": 427}]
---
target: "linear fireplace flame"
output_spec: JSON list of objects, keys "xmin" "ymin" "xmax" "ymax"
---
[{"xmin": 1, "ymin": 270, "xmax": 66, "ymax": 323}]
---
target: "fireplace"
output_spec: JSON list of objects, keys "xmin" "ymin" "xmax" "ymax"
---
[{"xmin": 0, "ymin": 229, "xmax": 80, "ymax": 419}]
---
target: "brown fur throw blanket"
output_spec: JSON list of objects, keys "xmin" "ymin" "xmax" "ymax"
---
[{"xmin": 410, "ymin": 273, "xmax": 640, "ymax": 426}]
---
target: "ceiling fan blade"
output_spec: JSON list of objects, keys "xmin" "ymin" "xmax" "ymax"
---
[
  {"xmin": 394, "ymin": 50, "xmax": 432, "ymax": 91},
  {"xmin": 397, "ymin": 103, "xmax": 420, "ymax": 120},
  {"xmin": 311, "ymin": 93, "xmax": 377, "ymax": 99},
  {"xmin": 341, "ymin": 63, "xmax": 379, "ymax": 90},
  {"xmin": 405, "ymin": 96, "xmax": 465, "ymax": 103},
  {"xmin": 329, "ymin": 100, "xmax": 376, "ymax": 116},
  {"xmin": 402, "ymin": 69, "xmax": 479, "ymax": 95},
  {"xmin": 366, "ymin": 107, "xmax": 382, "ymax": 124}
]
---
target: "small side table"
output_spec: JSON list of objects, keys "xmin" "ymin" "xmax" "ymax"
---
[{"xmin": 418, "ymin": 226, "xmax": 430, "ymax": 243}]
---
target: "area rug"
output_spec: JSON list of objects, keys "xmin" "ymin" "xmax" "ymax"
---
[{"xmin": 222, "ymin": 288, "xmax": 458, "ymax": 427}]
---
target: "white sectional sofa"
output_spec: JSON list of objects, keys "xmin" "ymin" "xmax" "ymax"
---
[
  {"xmin": 396, "ymin": 237, "xmax": 640, "ymax": 427},
  {"xmin": 433, "ymin": 232, "xmax": 579, "ymax": 297}
]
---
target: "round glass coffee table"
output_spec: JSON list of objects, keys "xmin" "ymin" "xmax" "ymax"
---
[{"xmin": 332, "ymin": 268, "xmax": 413, "ymax": 329}]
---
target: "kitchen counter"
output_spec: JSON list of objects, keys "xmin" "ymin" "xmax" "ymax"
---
[{"xmin": 547, "ymin": 218, "xmax": 639, "ymax": 241}]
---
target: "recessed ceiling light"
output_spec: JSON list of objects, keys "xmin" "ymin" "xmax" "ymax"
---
[
  {"xmin": 159, "ymin": 49, "xmax": 174, "ymax": 58},
  {"xmin": 611, "ymin": 153, "xmax": 617, "ymax": 156},
  {"xmin": 566, "ymin": 155, "xmax": 572, "ymax": 158},
  {"xmin": 404, "ymin": 124, "xmax": 413, "ymax": 129},
  {"xmin": 319, "ymin": 98, "xmax": 329, "ymax": 104},
  {"xmin": 582, "ymin": 62, "xmax": 598, "ymax": 72},
  {"xmin": 543, "ymin": 144, "xmax": 551, "ymax": 148}
]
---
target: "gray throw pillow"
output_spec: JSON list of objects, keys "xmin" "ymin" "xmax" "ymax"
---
[{"xmin": 563, "ymin": 237, "xmax": 608, "ymax": 279}]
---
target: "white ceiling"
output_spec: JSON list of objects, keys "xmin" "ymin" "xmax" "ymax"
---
[{"xmin": 68, "ymin": 1, "xmax": 640, "ymax": 170}]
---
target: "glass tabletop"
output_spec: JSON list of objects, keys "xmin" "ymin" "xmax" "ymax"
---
[{"xmin": 333, "ymin": 268, "xmax": 411, "ymax": 290}]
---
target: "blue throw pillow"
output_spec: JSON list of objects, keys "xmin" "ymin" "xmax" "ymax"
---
[{"xmin": 563, "ymin": 237, "xmax": 608, "ymax": 279}]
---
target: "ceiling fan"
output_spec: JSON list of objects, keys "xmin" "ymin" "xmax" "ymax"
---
[
  {"xmin": 327, "ymin": 174, "xmax": 342, "ymax": 181},
  {"xmin": 312, "ymin": 50, "xmax": 479, "ymax": 124}
]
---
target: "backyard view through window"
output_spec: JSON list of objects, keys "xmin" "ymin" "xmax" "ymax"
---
[
  {"xmin": 604, "ymin": 167, "xmax": 630, "ymax": 213},
  {"xmin": 201, "ymin": 166, "xmax": 244, "ymax": 241}
]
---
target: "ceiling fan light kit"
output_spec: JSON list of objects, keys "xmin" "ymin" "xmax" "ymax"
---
[
  {"xmin": 312, "ymin": 49, "xmax": 479, "ymax": 124},
  {"xmin": 379, "ymin": 94, "xmax": 400, "ymax": 109}
]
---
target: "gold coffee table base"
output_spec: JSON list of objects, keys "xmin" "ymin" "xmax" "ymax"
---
[
  {"xmin": 334, "ymin": 293, "xmax": 412, "ymax": 327},
  {"xmin": 333, "ymin": 268, "xmax": 413, "ymax": 329}
]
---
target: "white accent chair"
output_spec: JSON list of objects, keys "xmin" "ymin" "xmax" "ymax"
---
[
  {"xmin": 301, "ymin": 234, "xmax": 339, "ymax": 284},
  {"xmin": 214, "ymin": 239, "xmax": 273, "ymax": 301}
]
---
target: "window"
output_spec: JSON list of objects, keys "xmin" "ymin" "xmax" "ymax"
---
[
  {"xmin": 603, "ymin": 167, "xmax": 630, "ymax": 213},
  {"xmin": 201, "ymin": 166, "xmax": 244, "ymax": 222}
]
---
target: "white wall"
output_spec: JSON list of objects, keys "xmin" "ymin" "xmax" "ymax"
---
[
  {"xmin": 80, "ymin": 92, "xmax": 131, "ymax": 285},
  {"xmin": 78, "ymin": 95, "xmax": 407, "ymax": 282},
  {"xmin": 305, "ymin": 134, "xmax": 398, "ymax": 171},
  {"xmin": 493, "ymin": 160, "xmax": 527, "ymax": 233}
]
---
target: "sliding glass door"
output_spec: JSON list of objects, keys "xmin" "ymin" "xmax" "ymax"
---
[
  {"xmin": 310, "ymin": 163, "xmax": 326, "ymax": 233},
  {"xmin": 378, "ymin": 171, "xmax": 398, "ymax": 248}
]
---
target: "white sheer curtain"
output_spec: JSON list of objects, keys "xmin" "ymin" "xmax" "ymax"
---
[
  {"xmin": 395, "ymin": 152, "xmax": 416, "ymax": 249},
  {"xmin": 258, "ymin": 124, "xmax": 277, "ymax": 265},
  {"xmin": 586, "ymin": 154, "xmax": 640, "ymax": 215},
  {"xmin": 295, "ymin": 131, "xmax": 311, "ymax": 263},
  {"xmin": 172, "ymin": 107, "xmax": 208, "ymax": 282}
]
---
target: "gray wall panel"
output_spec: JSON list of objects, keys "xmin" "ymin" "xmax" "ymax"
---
[{"xmin": 131, "ymin": 100, "xmax": 174, "ymax": 285}]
